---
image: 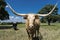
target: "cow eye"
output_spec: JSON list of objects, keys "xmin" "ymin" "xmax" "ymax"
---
[
  {"xmin": 35, "ymin": 15, "xmax": 39, "ymax": 19},
  {"xmin": 23, "ymin": 16, "xmax": 28, "ymax": 19}
]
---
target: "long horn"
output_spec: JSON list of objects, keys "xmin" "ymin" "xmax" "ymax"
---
[
  {"xmin": 6, "ymin": 3, "xmax": 27, "ymax": 16},
  {"xmin": 37, "ymin": 3, "xmax": 58, "ymax": 16}
]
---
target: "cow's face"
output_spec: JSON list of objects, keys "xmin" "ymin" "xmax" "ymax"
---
[
  {"xmin": 24, "ymin": 14, "xmax": 39, "ymax": 28},
  {"xmin": 27, "ymin": 14, "xmax": 35, "ymax": 28}
]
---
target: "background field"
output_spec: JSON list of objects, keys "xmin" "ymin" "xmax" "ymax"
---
[{"xmin": 0, "ymin": 23, "xmax": 60, "ymax": 40}]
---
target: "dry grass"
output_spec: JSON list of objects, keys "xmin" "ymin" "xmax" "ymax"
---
[{"xmin": 0, "ymin": 23, "xmax": 60, "ymax": 40}]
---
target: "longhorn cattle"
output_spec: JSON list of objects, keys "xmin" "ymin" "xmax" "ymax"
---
[{"xmin": 7, "ymin": 3, "xmax": 57, "ymax": 40}]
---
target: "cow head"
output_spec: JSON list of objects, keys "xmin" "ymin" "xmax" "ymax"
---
[{"xmin": 23, "ymin": 14, "xmax": 40, "ymax": 28}]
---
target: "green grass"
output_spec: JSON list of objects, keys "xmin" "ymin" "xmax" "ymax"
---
[
  {"xmin": 17, "ymin": 24, "xmax": 25, "ymax": 28},
  {"xmin": 41, "ymin": 23, "xmax": 60, "ymax": 30},
  {"xmin": 0, "ymin": 23, "xmax": 60, "ymax": 40}
]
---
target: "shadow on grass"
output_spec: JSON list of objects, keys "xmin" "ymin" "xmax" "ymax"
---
[
  {"xmin": 0, "ymin": 26, "xmax": 19, "ymax": 31},
  {"xmin": 0, "ymin": 26, "xmax": 12, "ymax": 29}
]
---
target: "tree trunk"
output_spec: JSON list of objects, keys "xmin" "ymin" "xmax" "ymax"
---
[{"xmin": 47, "ymin": 19, "xmax": 51, "ymax": 25}]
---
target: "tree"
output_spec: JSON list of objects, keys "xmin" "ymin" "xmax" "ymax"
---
[
  {"xmin": 0, "ymin": 0, "xmax": 9, "ymax": 20},
  {"xmin": 38, "ymin": 4, "xmax": 58, "ymax": 25},
  {"xmin": 56, "ymin": 15, "xmax": 60, "ymax": 23},
  {"xmin": 40, "ymin": 17, "xmax": 46, "ymax": 23}
]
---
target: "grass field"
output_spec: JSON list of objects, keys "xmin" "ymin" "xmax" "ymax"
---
[{"xmin": 0, "ymin": 23, "xmax": 60, "ymax": 40}]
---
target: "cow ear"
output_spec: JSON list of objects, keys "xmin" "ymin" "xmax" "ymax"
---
[
  {"xmin": 23, "ymin": 15, "xmax": 28, "ymax": 19},
  {"xmin": 35, "ymin": 15, "xmax": 39, "ymax": 19}
]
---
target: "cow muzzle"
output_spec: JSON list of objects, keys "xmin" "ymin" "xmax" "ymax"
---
[{"xmin": 28, "ymin": 26, "xmax": 34, "ymax": 30}]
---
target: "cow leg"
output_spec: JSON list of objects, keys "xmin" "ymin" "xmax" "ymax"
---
[
  {"xmin": 30, "ymin": 34, "xmax": 33, "ymax": 40},
  {"xmin": 34, "ymin": 27, "xmax": 39, "ymax": 37},
  {"xmin": 36, "ymin": 28, "xmax": 39, "ymax": 37},
  {"xmin": 34, "ymin": 30, "xmax": 38, "ymax": 37},
  {"xmin": 26, "ymin": 29, "xmax": 30, "ymax": 40},
  {"xmin": 28, "ymin": 33, "xmax": 33, "ymax": 40},
  {"xmin": 34, "ymin": 30, "xmax": 36, "ymax": 37},
  {"xmin": 34, "ymin": 29, "xmax": 39, "ymax": 37}
]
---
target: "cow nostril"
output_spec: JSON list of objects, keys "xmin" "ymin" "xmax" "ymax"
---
[{"xmin": 29, "ymin": 26, "xmax": 33, "ymax": 30}]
